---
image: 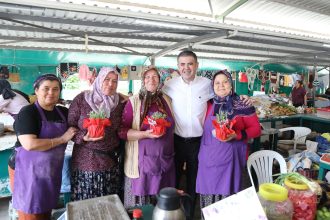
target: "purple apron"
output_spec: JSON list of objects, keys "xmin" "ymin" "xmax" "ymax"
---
[
  {"xmin": 131, "ymin": 101, "xmax": 175, "ymax": 196},
  {"xmin": 13, "ymin": 102, "xmax": 67, "ymax": 214},
  {"xmin": 196, "ymin": 105, "xmax": 246, "ymax": 195}
]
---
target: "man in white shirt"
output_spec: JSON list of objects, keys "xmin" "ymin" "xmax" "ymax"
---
[
  {"xmin": 163, "ymin": 51, "xmax": 251, "ymax": 219},
  {"xmin": 162, "ymin": 50, "xmax": 213, "ymax": 219}
]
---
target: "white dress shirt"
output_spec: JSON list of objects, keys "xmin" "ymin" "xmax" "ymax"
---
[{"xmin": 163, "ymin": 76, "xmax": 213, "ymax": 138}]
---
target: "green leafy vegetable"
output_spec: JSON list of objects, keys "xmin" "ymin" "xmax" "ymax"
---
[
  {"xmin": 216, "ymin": 111, "xmax": 227, "ymax": 124},
  {"xmin": 63, "ymin": 74, "xmax": 80, "ymax": 89},
  {"xmin": 273, "ymin": 172, "xmax": 320, "ymax": 194},
  {"xmin": 89, "ymin": 110, "xmax": 107, "ymax": 119},
  {"xmin": 151, "ymin": 111, "xmax": 167, "ymax": 120}
]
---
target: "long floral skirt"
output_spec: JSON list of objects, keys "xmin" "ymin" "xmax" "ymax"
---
[
  {"xmin": 71, "ymin": 165, "xmax": 121, "ymax": 201},
  {"xmin": 123, "ymin": 176, "xmax": 156, "ymax": 209}
]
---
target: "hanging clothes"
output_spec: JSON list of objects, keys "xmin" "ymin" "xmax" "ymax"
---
[
  {"xmin": 239, "ymin": 72, "xmax": 248, "ymax": 83},
  {"xmin": 78, "ymin": 64, "xmax": 89, "ymax": 81}
]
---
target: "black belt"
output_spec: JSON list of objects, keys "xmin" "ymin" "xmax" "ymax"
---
[{"xmin": 174, "ymin": 134, "xmax": 201, "ymax": 142}]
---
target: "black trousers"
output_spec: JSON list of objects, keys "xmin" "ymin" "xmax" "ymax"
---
[{"xmin": 174, "ymin": 134, "xmax": 201, "ymax": 220}]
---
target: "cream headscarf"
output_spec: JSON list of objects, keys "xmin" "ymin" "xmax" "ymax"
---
[{"xmin": 84, "ymin": 67, "xmax": 119, "ymax": 117}]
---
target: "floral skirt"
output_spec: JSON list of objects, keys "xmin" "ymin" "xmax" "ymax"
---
[
  {"xmin": 71, "ymin": 165, "xmax": 122, "ymax": 201},
  {"xmin": 123, "ymin": 177, "xmax": 156, "ymax": 209}
]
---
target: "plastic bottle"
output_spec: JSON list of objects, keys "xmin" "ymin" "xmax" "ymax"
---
[
  {"xmin": 284, "ymin": 177, "xmax": 317, "ymax": 220},
  {"xmin": 258, "ymin": 183, "xmax": 293, "ymax": 220}
]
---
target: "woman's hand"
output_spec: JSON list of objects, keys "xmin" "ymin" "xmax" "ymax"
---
[
  {"xmin": 127, "ymin": 128, "xmax": 163, "ymax": 141},
  {"xmin": 83, "ymin": 131, "xmax": 104, "ymax": 142},
  {"xmin": 61, "ymin": 127, "xmax": 78, "ymax": 142},
  {"xmin": 239, "ymin": 95, "xmax": 254, "ymax": 105},
  {"xmin": 19, "ymin": 126, "xmax": 78, "ymax": 151},
  {"xmin": 222, "ymin": 133, "xmax": 237, "ymax": 142},
  {"xmin": 143, "ymin": 129, "xmax": 163, "ymax": 139}
]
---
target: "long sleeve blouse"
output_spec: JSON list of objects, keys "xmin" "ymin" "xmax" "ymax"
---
[{"xmin": 68, "ymin": 92, "xmax": 125, "ymax": 171}]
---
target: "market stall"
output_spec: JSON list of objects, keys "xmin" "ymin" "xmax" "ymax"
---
[{"xmin": 252, "ymin": 94, "xmax": 330, "ymax": 153}]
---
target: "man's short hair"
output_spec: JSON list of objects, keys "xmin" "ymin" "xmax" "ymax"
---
[{"xmin": 177, "ymin": 50, "xmax": 198, "ymax": 62}]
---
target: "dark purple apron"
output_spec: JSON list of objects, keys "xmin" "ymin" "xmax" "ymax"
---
[
  {"xmin": 131, "ymin": 100, "xmax": 175, "ymax": 196},
  {"xmin": 196, "ymin": 104, "xmax": 246, "ymax": 195},
  {"xmin": 13, "ymin": 102, "xmax": 67, "ymax": 214}
]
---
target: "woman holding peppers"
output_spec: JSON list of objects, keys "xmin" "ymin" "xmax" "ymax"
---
[
  {"xmin": 196, "ymin": 70, "xmax": 261, "ymax": 213},
  {"xmin": 68, "ymin": 67, "xmax": 126, "ymax": 201},
  {"xmin": 119, "ymin": 66, "xmax": 175, "ymax": 208}
]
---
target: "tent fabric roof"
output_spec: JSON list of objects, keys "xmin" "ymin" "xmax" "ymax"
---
[{"xmin": 0, "ymin": 0, "xmax": 330, "ymax": 66}]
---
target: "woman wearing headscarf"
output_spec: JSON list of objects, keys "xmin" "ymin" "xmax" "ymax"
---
[
  {"xmin": 119, "ymin": 66, "xmax": 175, "ymax": 208},
  {"xmin": 68, "ymin": 67, "xmax": 126, "ymax": 201},
  {"xmin": 196, "ymin": 70, "xmax": 261, "ymax": 211},
  {"xmin": 0, "ymin": 79, "xmax": 29, "ymax": 119},
  {"xmin": 9, "ymin": 74, "xmax": 77, "ymax": 220}
]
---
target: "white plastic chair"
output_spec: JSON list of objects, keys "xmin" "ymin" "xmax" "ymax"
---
[
  {"xmin": 278, "ymin": 127, "xmax": 311, "ymax": 154},
  {"xmin": 247, "ymin": 150, "xmax": 287, "ymax": 189}
]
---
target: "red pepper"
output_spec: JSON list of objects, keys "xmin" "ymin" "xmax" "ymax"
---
[
  {"xmin": 288, "ymin": 189, "xmax": 317, "ymax": 220},
  {"xmin": 143, "ymin": 116, "xmax": 171, "ymax": 135},
  {"xmin": 212, "ymin": 119, "xmax": 236, "ymax": 141},
  {"xmin": 83, "ymin": 118, "xmax": 111, "ymax": 138}
]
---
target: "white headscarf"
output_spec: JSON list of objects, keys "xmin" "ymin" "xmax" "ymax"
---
[{"xmin": 84, "ymin": 67, "xmax": 119, "ymax": 118}]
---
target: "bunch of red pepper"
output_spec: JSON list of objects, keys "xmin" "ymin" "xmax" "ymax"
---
[
  {"xmin": 83, "ymin": 110, "xmax": 111, "ymax": 138},
  {"xmin": 143, "ymin": 111, "xmax": 171, "ymax": 136},
  {"xmin": 212, "ymin": 111, "xmax": 236, "ymax": 141}
]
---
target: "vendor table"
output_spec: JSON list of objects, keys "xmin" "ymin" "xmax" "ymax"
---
[{"xmin": 252, "ymin": 112, "xmax": 330, "ymax": 153}]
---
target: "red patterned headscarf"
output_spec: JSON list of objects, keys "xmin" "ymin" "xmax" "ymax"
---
[{"xmin": 138, "ymin": 66, "xmax": 165, "ymax": 125}]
